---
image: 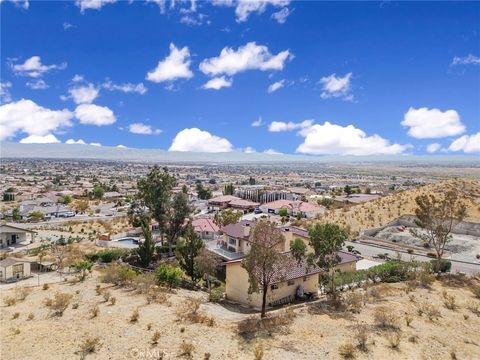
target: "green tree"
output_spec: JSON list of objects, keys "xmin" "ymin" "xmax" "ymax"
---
[
  {"xmin": 175, "ymin": 224, "xmax": 204, "ymax": 282},
  {"xmin": 165, "ymin": 192, "xmax": 191, "ymax": 255},
  {"xmin": 28, "ymin": 211, "xmax": 45, "ymax": 222},
  {"xmin": 61, "ymin": 195, "xmax": 73, "ymax": 205},
  {"xmin": 92, "ymin": 185, "xmax": 105, "ymax": 199},
  {"xmin": 129, "ymin": 202, "xmax": 155, "ymax": 268},
  {"xmin": 242, "ymin": 221, "xmax": 292, "ymax": 317},
  {"xmin": 214, "ymin": 208, "xmax": 242, "ymax": 227},
  {"xmin": 223, "ymin": 183, "xmax": 235, "ymax": 196},
  {"xmin": 411, "ymin": 189, "xmax": 466, "ymax": 261},
  {"xmin": 290, "ymin": 238, "xmax": 307, "ymax": 264},
  {"xmin": 12, "ymin": 207, "xmax": 21, "ymax": 221},
  {"xmin": 196, "ymin": 183, "xmax": 212, "ymax": 200},
  {"xmin": 344, "ymin": 185, "xmax": 353, "ymax": 196},
  {"xmin": 318, "ymin": 197, "xmax": 334, "ymax": 209},
  {"xmin": 73, "ymin": 260, "xmax": 94, "ymax": 281},
  {"xmin": 137, "ymin": 166, "xmax": 176, "ymax": 243},
  {"xmin": 309, "ymin": 223, "xmax": 347, "ymax": 300},
  {"xmin": 194, "ymin": 248, "xmax": 219, "ymax": 291},
  {"xmin": 248, "ymin": 177, "xmax": 256, "ymax": 185}
]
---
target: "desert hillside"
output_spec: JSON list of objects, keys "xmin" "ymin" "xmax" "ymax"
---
[
  {"xmin": 1, "ymin": 271, "xmax": 479, "ymax": 360},
  {"xmin": 311, "ymin": 179, "xmax": 480, "ymax": 235}
]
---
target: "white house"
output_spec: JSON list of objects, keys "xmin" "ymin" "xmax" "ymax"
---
[
  {"xmin": 0, "ymin": 258, "xmax": 31, "ymax": 282},
  {"xmin": 0, "ymin": 223, "xmax": 36, "ymax": 248}
]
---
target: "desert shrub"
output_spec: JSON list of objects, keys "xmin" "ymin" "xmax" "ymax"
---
[
  {"xmin": 155, "ymin": 263, "xmax": 184, "ymax": 288},
  {"xmin": 27, "ymin": 313, "xmax": 34, "ymax": 320},
  {"xmin": 130, "ymin": 308, "xmax": 139, "ymax": 322},
  {"xmin": 237, "ymin": 309, "xmax": 295, "ymax": 339},
  {"xmin": 101, "ymin": 264, "xmax": 138, "ymax": 286},
  {"xmin": 103, "ymin": 290, "xmax": 111, "ymax": 303},
  {"xmin": 430, "ymin": 259, "xmax": 452, "ymax": 273},
  {"xmin": 88, "ymin": 249, "xmax": 124, "ymax": 263},
  {"xmin": 253, "ymin": 345, "xmax": 264, "ymax": 360},
  {"xmin": 145, "ymin": 288, "xmax": 169, "ymax": 305},
  {"xmin": 417, "ymin": 302, "xmax": 441, "ymax": 321},
  {"xmin": 345, "ymin": 292, "xmax": 365, "ymax": 313},
  {"xmin": 151, "ymin": 330, "xmax": 161, "ymax": 345},
  {"xmin": 12, "ymin": 312, "xmax": 20, "ymax": 319},
  {"xmin": 204, "ymin": 353, "xmax": 211, "ymax": 360},
  {"xmin": 338, "ymin": 343, "xmax": 356, "ymax": 359},
  {"xmin": 79, "ymin": 337, "xmax": 101, "ymax": 358},
  {"xmin": 4, "ymin": 296, "xmax": 16, "ymax": 306},
  {"xmin": 177, "ymin": 298, "xmax": 214, "ymax": 326},
  {"xmin": 386, "ymin": 332, "xmax": 401, "ymax": 349},
  {"xmin": 42, "ymin": 283, "xmax": 49, "ymax": 290},
  {"xmin": 109, "ymin": 297, "xmax": 116, "ymax": 306},
  {"xmin": 45, "ymin": 292, "xmax": 73, "ymax": 316},
  {"xmin": 90, "ymin": 304, "xmax": 99, "ymax": 318},
  {"xmin": 209, "ymin": 284, "xmax": 225, "ymax": 303},
  {"xmin": 405, "ymin": 313, "xmax": 413, "ymax": 327},
  {"xmin": 15, "ymin": 287, "xmax": 32, "ymax": 301},
  {"xmin": 408, "ymin": 335, "xmax": 418, "ymax": 343},
  {"xmin": 442, "ymin": 291, "xmax": 457, "ymax": 310},
  {"xmin": 467, "ymin": 301, "xmax": 480, "ymax": 316},
  {"xmin": 471, "ymin": 286, "xmax": 480, "ymax": 299},
  {"xmin": 353, "ymin": 325, "xmax": 369, "ymax": 352},
  {"xmin": 10, "ymin": 327, "xmax": 20, "ymax": 335},
  {"xmin": 72, "ymin": 303, "xmax": 79, "ymax": 309},
  {"xmin": 418, "ymin": 272, "xmax": 435, "ymax": 288},
  {"xmin": 179, "ymin": 342, "xmax": 195, "ymax": 358},
  {"xmin": 374, "ymin": 307, "xmax": 398, "ymax": 330},
  {"xmin": 147, "ymin": 323, "xmax": 152, "ymax": 330},
  {"xmin": 367, "ymin": 287, "xmax": 382, "ymax": 301},
  {"xmin": 95, "ymin": 285, "xmax": 102, "ymax": 295}
]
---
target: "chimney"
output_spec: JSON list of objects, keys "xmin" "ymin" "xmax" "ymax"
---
[{"xmin": 244, "ymin": 223, "xmax": 250, "ymax": 237}]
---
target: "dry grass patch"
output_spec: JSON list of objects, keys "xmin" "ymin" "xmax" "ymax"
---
[
  {"xmin": 442, "ymin": 291, "xmax": 457, "ymax": 311},
  {"xmin": 45, "ymin": 292, "xmax": 73, "ymax": 316},
  {"xmin": 338, "ymin": 343, "xmax": 356, "ymax": 359},
  {"xmin": 179, "ymin": 341, "xmax": 195, "ymax": 358},
  {"xmin": 237, "ymin": 309, "xmax": 296, "ymax": 340},
  {"xmin": 176, "ymin": 298, "xmax": 214, "ymax": 326},
  {"xmin": 417, "ymin": 302, "xmax": 441, "ymax": 321},
  {"xmin": 374, "ymin": 307, "xmax": 399, "ymax": 330},
  {"xmin": 78, "ymin": 336, "xmax": 101, "ymax": 359}
]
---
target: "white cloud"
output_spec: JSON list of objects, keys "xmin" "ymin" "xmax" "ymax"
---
[
  {"xmin": 251, "ymin": 117, "xmax": 263, "ymax": 127},
  {"xmin": 66, "ymin": 138, "xmax": 86, "ymax": 145},
  {"xmin": 451, "ymin": 54, "xmax": 480, "ymax": 66},
  {"xmin": 74, "ymin": 104, "xmax": 116, "ymax": 126},
  {"xmin": 75, "ymin": 0, "xmax": 116, "ymax": 13},
  {"xmin": 235, "ymin": 0, "xmax": 290, "ymax": 22},
  {"xmin": 63, "ymin": 22, "xmax": 74, "ymax": 30},
  {"xmin": 401, "ymin": 107, "xmax": 465, "ymax": 139},
  {"xmin": 319, "ymin": 72, "xmax": 353, "ymax": 100},
  {"xmin": 102, "ymin": 80, "xmax": 147, "ymax": 95},
  {"xmin": 146, "ymin": 43, "xmax": 193, "ymax": 83},
  {"xmin": 264, "ymin": 148, "xmax": 283, "ymax": 155},
  {"xmin": 146, "ymin": 0, "xmax": 166, "ymax": 13},
  {"xmin": 267, "ymin": 79, "xmax": 285, "ymax": 93},
  {"xmin": 0, "ymin": 82, "xmax": 12, "ymax": 103},
  {"xmin": 169, "ymin": 128, "xmax": 233, "ymax": 152},
  {"xmin": 0, "ymin": 99, "xmax": 73, "ymax": 140},
  {"xmin": 296, "ymin": 121, "xmax": 410, "ymax": 156},
  {"xmin": 12, "ymin": 56, "xmax": 66, "ymax": 78},
  {"xmin": 271, "ymin": 7, "xmax": 290, "ymax": 23},
  {"xmin": 128, "ymin": 122, "xmax": 162, "ymax": 135},
  {"xmin": 426, "ymin": 143, "xmax": 441, "ymax": 154},
  {"xmin": 26, "ymin": 79, "xmax": 49, "ymax": 90},
  {"xmin": 2, "ymin": 0, "xmax": 29, "ymax": 10},
  {"xmin": 72, "ymin": 74, "xmax": 84, "ymax": 82},
  {"xmin": 117, "ymin": 144, "xmax": 127, "ymax": 148},
  {"xmin": 19, "ymin": 134, "xmax": 60, "ymax": 144},
  {"xmin": 268, "ymin": 119, "xmax": 313, "ymax": 132},
  {"xmin": 201, "ymin": 76, "xmax": 233, "ymax": 90},
  {"xmin": 244, "ymin": 146, "xmax": 256, "ymax": 153},
  {"xmin": 199, "ymin": 42, "xmax": 293, "ymax": 77},
  {"xmin": 90, "ymin": 142, "xmax": 102, "ymax": 146},
  {"xmin": 449, "ymin": 133, "xmax": 480, "ymax": 154},
  {"xmin": 180, "ymin": 13, "xmax": 209, "ymax": 26},
  {"xmin": 68, "ymin": 83, "xmax": 99, "ymax": 104}
]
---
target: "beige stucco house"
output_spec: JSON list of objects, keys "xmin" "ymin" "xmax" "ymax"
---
[
  {"xmin": 0, "ymin": 258, "xmax": 31, "ymax": 282},
  {"xmin": 0, "ymin": 223, "xmax": 36, "ymax": 248}
]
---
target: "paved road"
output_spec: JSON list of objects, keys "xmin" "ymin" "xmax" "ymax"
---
[{"xmin": 345, "ymin": 241, "xmax": 480, "ymax": 275}]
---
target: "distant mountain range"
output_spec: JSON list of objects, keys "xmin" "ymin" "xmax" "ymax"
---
[{"xmin": 1, "ymin": 142, "xmax": 479, "ymax": 164}]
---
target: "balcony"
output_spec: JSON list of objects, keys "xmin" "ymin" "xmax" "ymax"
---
[{"xmin": 205, "ymin": 240, "xmax": 245, "ymax": 261}]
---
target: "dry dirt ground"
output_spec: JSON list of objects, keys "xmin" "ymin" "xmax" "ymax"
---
[
  {"xmin": 1, "ymin": 271, "xmax": 479, "ymax": 360},
  {"xmin": 307, "ymin": 179, "xmax": 480, "ymax": 235}
]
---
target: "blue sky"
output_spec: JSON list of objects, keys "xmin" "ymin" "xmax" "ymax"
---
[{"xmin": 1, "ymin": 0, "xmax": 479, "ymax": 155}]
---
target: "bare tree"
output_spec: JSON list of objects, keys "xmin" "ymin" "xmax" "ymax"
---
[
  {"xmin": 411, "ymin": 189, "xmax": 466, "ymax": 261},
  {"xmin": 242, "ymin": 221, "xmax": 292, "ymax": 318}
]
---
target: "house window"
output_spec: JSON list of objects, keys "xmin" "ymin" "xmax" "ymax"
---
[
  {"xmin": 228, "ymin": 238, "xmax": 236, "ymax": 246},
  {"xmin": 271, "ymin": 284, "xmax": 279, "ymax": 290},
  {"xmin": 13, "ymin": 264, "xmax": 23, "ymax": 278},
  {"xmin": 287, "ymin": 279, "xmax": 295, "ymax": 286}
]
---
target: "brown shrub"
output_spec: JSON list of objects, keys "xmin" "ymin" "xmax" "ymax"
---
[
  {"xmin": 79, "ymin": 336, "xmax": 101, "ymax": 358},
  {"xmin": 90, "ymin": 304, "xmax": 99, "ymax": 318},
  {"xmin": 15, "ymin": 287, "xmax": 32, "ymax": 301},
  {"xmin": 179, "ymin": 342, "xmax": 195, "ymax": 358},
  {"xmin": 253, "ymin": 345, "xmax": 264, "ymax": 360},
  {"xmin": 4, "ymin": 296, "xmax": 16, "ymax": 307},
  {"xmin": 130, "ymin": 308, "xmax": 140, "ymax": 323},
  {"xmin": 404, "ymin": 313, "xmax": 413, "ymax": 327},
  {"xmin": 151, "ymin": 331, "xmax": 161, "ymax": 346},
  {"xmin": 237, "ymin": 309, "xmax": 295, "ymax": 339},
  {"xmin": 386, "ymin": 332, "xmax": 401, "ymax": 350},
  {"xmin": 471, "ymin": 285, "xmax": 480, "ymax": 299},
  {"xmin": 353, "ymin": 325, "xmax": 369, "ymax": 352},
  {"xmin": 417, "ymin": 302, "xmax": 441, "ymax": 321},
  {"xmin": 442, "ymin": 291, "xmax": 457, "ymax": 311},
  {"xmin": 374, "ymin": 307, "xmax": 398, "ymax": 330},
  {"xmin": 109, "ymin": 297, "xmax": 116, "ymax": 306},
  {"xmin": 338, "ymin": 343, "xmax": 356, "ymax": 359},
  {"xmin": 45, "ymin": 292, "xmax": 73, "ymax": 316},
  {"xmin": 345, "ymin": 292, "xmax": 365, "ymax": 313},
  {"xmin": 177, "ymin": 298, "xmax": 214, "ymax": 326},
  {"xmin": 27, "ymin": 313, "xmax": 34, "ymax": 321},
  {"xmin": 467, "ymin": 301, "xmax": 480, "ymax": 316}
]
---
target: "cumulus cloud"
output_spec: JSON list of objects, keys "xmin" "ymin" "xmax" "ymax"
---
[
  {"xmin": 267, "ymin": 79, "xmax": 285, "ymax": 93},
  {"xmin": 102, "ymin": 80, "xmax": 147, "ymax": 95},
  {"xmin": 251, "ymin": 117, "xmax": 263, "ymax": 127},
  {"xmin": 128, "ymin": 122, "xmax": 162, "ymax": 135},
  {"xmin": 19, "ymin": 134, "xmax": 60, "ymax": 144},
  {"xmin": 12, "ymin": 56, "xmax": 66, "ymax": 78},
  {"xmin": 401, "ymin": 107, "xmax": 465, "ymax": 139},
  {"xmin": 72, "ymin": 74, "xmax": 84, "ymax": 82},
  {"xmin": 146, "ymin": 43, "xmax": 193, "ymax": 83},
  {"xmin": 66, "ymin": 138, "xmax": 86, "ymax": 145},
  {"xmin": 296, "ymin": 121, "xmax": 410, "ymax": 156},
  {"xmin": 63, "ymin": 22, "xmax": 74, "ymax": 30},
  {"xmin": 169, "ymin": 127, "xmax": 233, "ymax": 152},
  {"xmin": 90, "ymin": 142, "xmax": 102, "ymax": 146},
  {"xmin": 75, "ymin": 0, "xmax": 116, "ymax": 13},
  {"xmin": 2, "ymin": 0, "xmax": 29, "ymax": 10},
  {"xmin": 0, "ymin": 82, "xmax": 12, "ymax": 103},
  {"xmin": 201, "ymin": 76, "xmax": 233, "ymax": 90},
  {"xmin": 0, "ymin": 99, "xmax": 73, "ymax": 140},
  {"xmin": 271, "ymin": 7, "xmax": 291, "ymax": 23},
  {"xmin": 74, "ymin": 104, "xmax": 116, "ymax": 126},
  {"xmin": 235, "ymin": 0, "xmax": 290, "ymax": 22},
  {"xmin": 264, "ymin": 148, "xmax": 283, "ymax": 155},
  {"xmin": 426, "ymin": 143, "xmax": 441, "ymax": 153},
  {"xmin": 268, "ymin": 119, "xmax": 313, "ymax": 132},
  {"xmin": 68, "ymin": 83, "xmax": 99, "ymax": 104},
  {"xmin": 448, "ymin": 133, "xmax": 480, "ymax": 154},
  {"xmin": 319, "ymin": 72, "xmax": 353, "ymax": 100},
  {"xmin": 116, "ymin": 144, "xmax": 127, "ymax": 148},
  {"xmin": 26, "ymin": 79, "xmax": 49, "ymax": 90},
  {"xmin": 199, "ymin": 42, "xmax": 293, "ymax": 77},
  {"xmin": 451, "ymin": 54, "xmax": 480, "ymax": 66},
  {"xmin": 243, "ymin": 146, "xmax": 256, "ymax": 153}
]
